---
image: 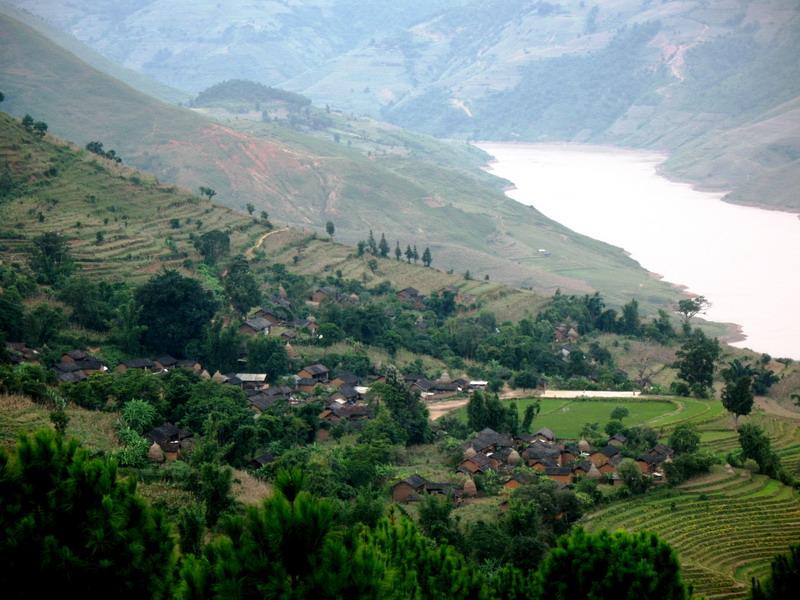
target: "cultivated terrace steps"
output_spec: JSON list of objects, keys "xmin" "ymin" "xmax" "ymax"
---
[{"xmin": 582, "ymin": 466, "xmax": 800, "ymax": 600}]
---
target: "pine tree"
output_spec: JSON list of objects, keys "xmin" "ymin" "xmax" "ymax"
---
[
  {"xmin": 378, "ymin": 233, "xmax": 390, "ymax": 257},
  {"xmin": 0, "ymin": 430, "xmax": 175, "ymax": 597},
  {"xmin": 422, "ymin": 247, "xmax": 432, "ymax": 267},
  {"xmin": 395, "ymin": 241, "xmax": 402, "ymax": 261},
  {"xmin": 405, "ymin": 244, "xmax": 413, "ymax": 263},
  {"xmin": 367, "ymin": 230, "xmax": 378, "ymax": 255},
  {"xmin": 412, "ymin": 245, "xmax": 419, "ymax": 264}
]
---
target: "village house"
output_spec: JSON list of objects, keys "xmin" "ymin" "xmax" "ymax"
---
[
  {"xmin": 116, "ymin": 358, "xmax": 155, "ymax": 373},
  {"xmin": 297, "ymin": 363, "xmax": 330, "ymax": 383},
  {"xmin": 397, "ymin": 287, "xmax": 422, "ymax": 304},
  {"xmin": 544, "ymin": 466, "xmax": 573, "ymax": 485},
  {"xmin": 503, "ymin": 471, "xmax": 537, "ymax": 492},
  {"xmin": 319, "ymin": 403, "xmax": 372, "ymax": 424},
  {"xmin": 153, "ymin": 355, "xmax": 177, "ymax": 370},
  {"xmin": 457, "ymin": 451, "xmax": 496, "ymax": 476},
  {"xmin": 391, "ymin": 474, "xmax": 427, "ymax": 503},
  {"xmin": 463, "ymin": 428, "xmax": 514, "ymax": 454},
  {"xmin": 146, "ymin": 423, "xmax": 193, "ymax": 462},
  {"xmin": 309, "ymin": 286, "xmax": 338, "ymax": 304},
  {"xmin": 54, "ymin": 350, "xmax": 107, "ymax": 382},
  {"xmin": 6, "ymin": 342, "xmax": 39, "ymax": 364},
  {"xmin": 249, "ymin": 452, "xmax": 275, "ymax": 470},
  {"xmin": 608, "ymin": 433, "xmax": 628, "ymax": 448},
  {"xmin": 252, "ymin": 308, "xmax": 283, "ymax": 326},
  {"xmin": 234, "ymin": 373, "xmax": 268, "ymax": 390},
  {"xmin": 239, "ymin": 317, "xmax": 271, "ymax": 337}
]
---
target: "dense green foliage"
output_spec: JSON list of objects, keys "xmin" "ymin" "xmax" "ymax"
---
[
  {"xmin": 533, "ymin": 528, "xmax": 688, "ymax": 600},
  {"xmin": 751, "ymin": 544, "xmax": 800, "ymax": 600},
  {"xmin": 136, "ymin": 270, "xmax": 219, "ymax": 356},
  {"xmin": 0, "ymin": 430, "xmax": 175, "ymax": 598}
]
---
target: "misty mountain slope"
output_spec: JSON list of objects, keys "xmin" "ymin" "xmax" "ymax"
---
[
  {"xmin": 0, "ymin": 11, "xmax": 686, "ymax": 310},
  {"xmin": 6, "ymin": 0, "xmax": 468, "ymax": 93},
  {"xmin": 11, "ymin": 0, "xmax": 800, "ymax": 210}
]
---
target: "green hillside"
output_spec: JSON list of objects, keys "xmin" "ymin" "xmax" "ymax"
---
[
  {"xmin": 0, "ymin": 111, "xmax": 263, "ymax": 282},
  {"xmin": 0, "ymin": 11, "xmax": 689, "ymax": 312}
]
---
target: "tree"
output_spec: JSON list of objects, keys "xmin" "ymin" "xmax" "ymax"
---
[
  {"xmin": 669, "ymin": 424, "xmax": 700, "ymax": 454},
  {"xmin": 197, "ymin": 320, "xmax": 241, "ymax": 373},
  {"xmin": 194, "ymin": 229, "xmax": 230, "ymax": 265},
  {"xmin": 245, "ymin": 202, "xmax": 255, "ymax": 215},
  {"xmin": 676, "ymin": 295, "xmax": 710, "ymax": 329},
  {"xmin": 198, "ymin": 186, "xmax": 216, "ymax": 200},
  {"xmin": 534, "ymin": 528, "xmax": 688, "ymax": 599},
  {"xmin": 418, "ymin": 494, "xmax": 461, "ymax": 546},
  {"xmin": 326, "ymin": 220, "xmax": 335, "ymax": 238},
  {"xmin": 369, "ymin": 377, "xmax": 431, "ymax": 445},
  {"xmin": 177, "ymin": 503, "xmax": 206, "ymax": 556},
  {"xmin": 247, "ymin": 336, "xmax": 289, "ymax": 381},
  {"xmin": 48, "ymin": 390, "xmax": 69, "ymax": 436},
  {"xmin": 32, "ymin": 121, "xmax": 48, "ymax": 138},
  {"xmin": 178, "ymin": 477, "xmax": 384, "ymax": 598},
  {"xmin": 111, "ymin": 298, "xmax": 146, "ymax": 353},
  {"xmin": 751, "ymin": 543, "xmax": 800, "ymax": 600},
  {"xmin": 120, "ymin": 399, "xmax": 158, "ymax": 434},
  {"xmin": 618, "ymin": 458, "xmax": 652, "ymax": 494},
  {"xmin": 29, "ymin": 232, "xmax": 75, "ymax": 285},
  {"xmin": 611, "ymin": 406, "xmax": 630, "ymax": 421},
  {"xmin": 521, "ymin": 401, "xmax": 540, "ymax": 432},
  {"xmin": 136, "ymin": 270, "xmax": 218, "ymax": 356},
  {"xmin": 196, "ymin": 461, "xmax": 235, "ymax": 526},
  {"xmin": 721, "ymin": 360, "xmax": 754, "ymax": 427},
  {"xmin": 367, "ymin": 230, "xmax": 378, "ymax": 255},
  {"xmin": 21, "ymin": 114, "xmax": 34, "ymax": 131},
  {"xmin": 224, "ymin": 254, "xmax": 260, "ymax": 315},
  {"xmin": 378, "ymin": 233, "xmax": 390, "ymax": 257},
  {"xmin": 674, "ymin": 329, "xmax": 721, "ymax": 398},
  {"xmin": 405, "ymin": 244, "xmax": 413, "ymax": 263},
  {"xmin": 0, "ymin": 430, "xmax": 175, "ymax": 597},
  {"xmin": 412, "ymin": 245, "xmax": 419, "ymax": 264},
  {"xmin": 738, "ymin": 423, "xmax": 782, "ymax": 479},
  {"xmin": 395, "ymin": 241, "xmax": 402, "ymax": 261},
  {"xmin": 620, "ymin": 299, "xmax": 641, "ymax": 335},
  {"xmin": 422, "ymin": 246, "xmax": 432, "ymax": 267}
]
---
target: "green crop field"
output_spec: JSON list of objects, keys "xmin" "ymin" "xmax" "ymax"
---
[
  {"xmin": 583, "ymin": 466, "xmax": 800, "ymax": 599},
  {"xmin": 451, "ymin": 397, "xmax": 691, "ymax": 439}
]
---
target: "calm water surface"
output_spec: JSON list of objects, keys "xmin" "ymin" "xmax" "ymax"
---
[{"xmin": 478, "ymin": 142, "xmax": 800, "ymax": 359}]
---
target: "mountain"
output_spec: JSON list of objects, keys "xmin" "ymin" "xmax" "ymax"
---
[
  {"xmin": 0, "ymin": 11, "xmax": 688, "ymax": 312},
  {"xmin": 18, "ymin": 0, "xmax": 799, "ymax": 211},
  {"xmin": 4, "ymin": 0, "xmax": 468, "ymax": 93}
]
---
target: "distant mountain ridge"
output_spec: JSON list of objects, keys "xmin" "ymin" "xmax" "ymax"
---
[
  {"xmin": 13, "ymin": 0, "xmax": 799, "ymax": 211},
  {"xmin": 0, "ymin": 10, "xmax": 687, "ymax": 312}
]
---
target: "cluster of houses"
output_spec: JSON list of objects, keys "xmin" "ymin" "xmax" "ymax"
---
[{"xmin": 392, "ymin": 427, "xmax": 676, "ymax": 503}]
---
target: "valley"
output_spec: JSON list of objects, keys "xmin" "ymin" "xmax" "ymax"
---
[{"xmin": 0, "ymin": 2, "xmax": 799, "ymax": 598}]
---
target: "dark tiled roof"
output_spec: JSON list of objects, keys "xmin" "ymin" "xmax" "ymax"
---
[
  {"xmin": 303, "ymin": 363, "xmax": 329, "ymax": 376},
  {"xmin": 123, "ymin": 358, "xmax": 153, "ymax": 369},
  {"xmin": 155, "ymin": 355, "xmax": 177, "ymax": 367},
  {"xmin": 398, "ymin": 474, "xmax": 427, "ymax": 489}
]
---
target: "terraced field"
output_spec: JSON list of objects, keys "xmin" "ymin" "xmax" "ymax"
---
[
  {"xmin": 584, "ymin": 466, "xmax": 800, "ymax": 599},
  {"xmin": 696, "ymin": 412, "xmax": 800, "ymax": 476},
  {"xmin": 0, "ymin": 112, "xmax": 264, "ymax": 282}
]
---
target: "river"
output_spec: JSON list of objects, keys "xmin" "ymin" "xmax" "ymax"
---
[{"xmin": 477, "ymin": 142, "xmax": 800, "ymax": 359}]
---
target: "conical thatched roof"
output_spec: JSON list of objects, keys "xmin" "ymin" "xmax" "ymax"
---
[
  {"xmin": 507, "ymin": 449, "xmax": 521, "ymax": 465},
  {"xmin": 148, "ymin": 442, "xmax": 165, "ymax": 463},
  {"xmin": 578, "ymin": 438, "xmax": 591, "ymax": 453},
  {"xmin": 211, "ymin": 370, "xmax": 226, "ymax": 383},
  {"xmin": 588, "ymin": 463, "xmax": 602, "ymax": 480},
  {"xmin": 464, "ymin": 446, "xmax": 477, "ymax": 459},
  {"xmin": 463, "ymin": 478, "xmax": 477, "ymax": 497}
]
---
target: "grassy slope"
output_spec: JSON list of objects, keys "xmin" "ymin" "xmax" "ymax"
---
[
  {"xmin": 0, "ymin": 11, "xmax": 688, "ymax": 311},
  {"xmin": 0, "ymin": 2, "xmax": 191, "ymax": 104},
  {"xmin": 0, "ymin": 111, "xmax": 267, "ymax": 282}
]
